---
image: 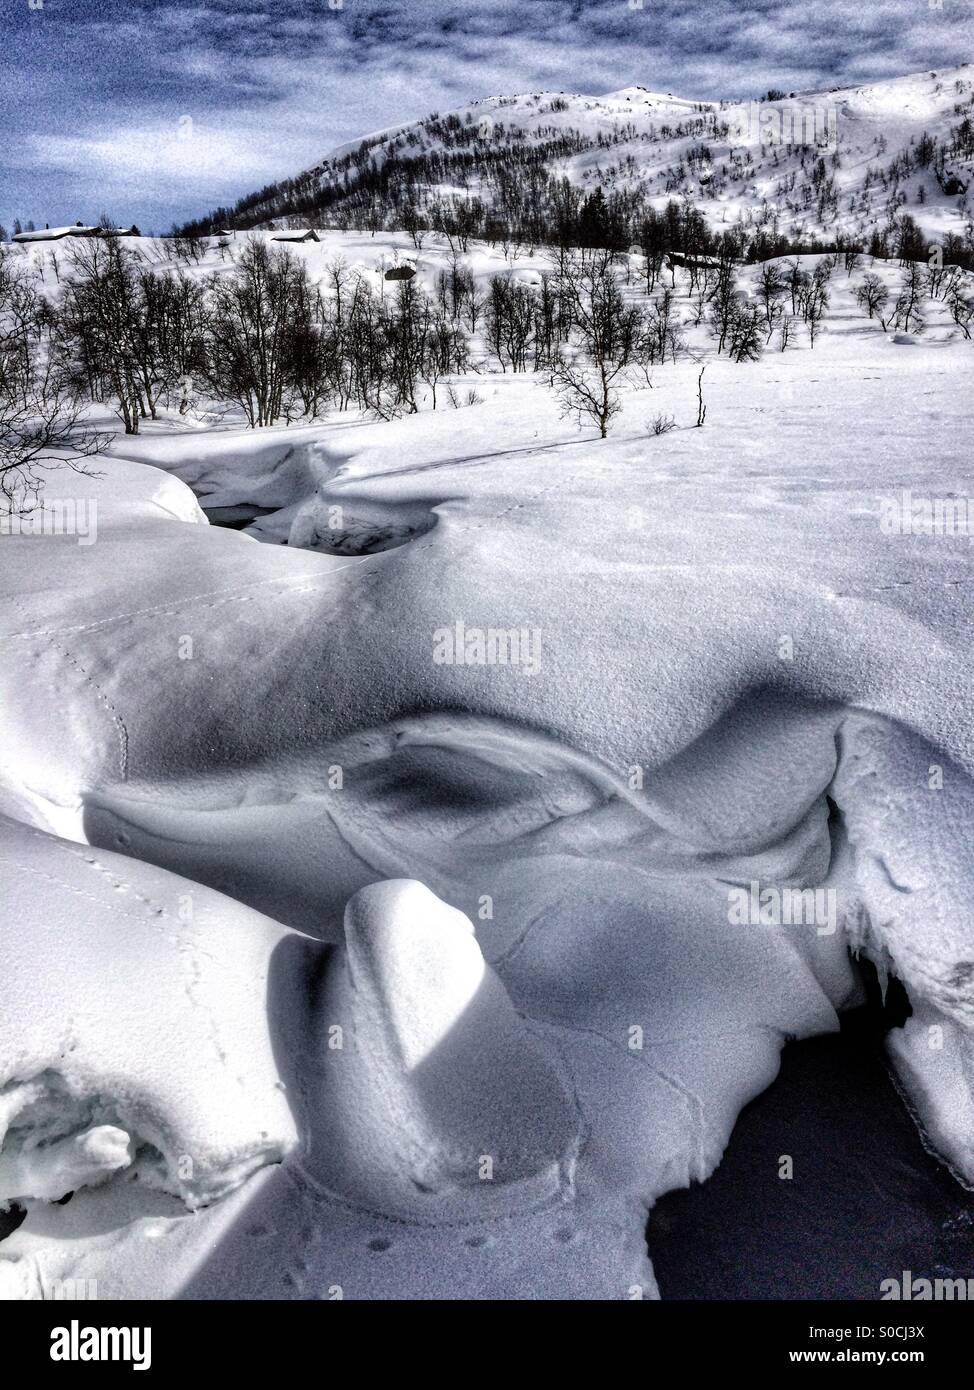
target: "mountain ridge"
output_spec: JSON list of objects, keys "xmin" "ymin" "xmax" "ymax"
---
[{"xmin": 177, "ymin": 64, "xmax": 974, "ymax": 260}]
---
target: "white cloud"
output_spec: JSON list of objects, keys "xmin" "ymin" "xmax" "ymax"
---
[{"xmin": 21, "ymin": 123, "xmax": 283, "ymax": 187}]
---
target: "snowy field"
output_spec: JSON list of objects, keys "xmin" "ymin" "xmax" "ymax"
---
[{"xmin": 2, "ymin": 224, "xmax": 974, "ymax": 1300}]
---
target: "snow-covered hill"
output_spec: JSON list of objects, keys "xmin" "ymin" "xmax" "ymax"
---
[{"xmin": 182, "ymin": 65, "xmax": 974, "ymax": 253}]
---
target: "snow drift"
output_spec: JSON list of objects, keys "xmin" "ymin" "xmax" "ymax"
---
[{"xmin": 1, "ymin": 235, "xmax": 973, "ymax": 1298}]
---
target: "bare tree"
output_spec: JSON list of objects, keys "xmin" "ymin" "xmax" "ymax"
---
[
  {"xmin": 552, "ymin": 349, "xmax": 623, "ymax": 438},
  {"xmin": 727, "ymin": 301, "xmax": 764, "ymax": 361},
  {"xmin": 783, "ymin": 259, "xmax": 808, "ymax": 314},
  {"xmin": 695, "ymin": 365, "xmax": 707, "ymax": 426},
  {"xmin": 709, "ymin": 263, "xmax": 739, "ymax": 353},
  {"xmin": 205, "ymin": 239, "xmax": 307, "ymax": 426},
  {"xmin": 889, "ymin": 260, "xmax": 926, "ymax": 334},
  {"xmin": 855, "ymin": 272, "xmax": 889, "ymax": 320},
  {"xmin": 0, "ymin": 248, "xmax": 103, "ymax": 507},
  {"xmin": 549, "ymin": 252, "xmax": 643, "ymax": 437},
  {"xmin": 60, "ymin": 239, "xmax": 152, "ymax": 433},
  {"xmin": 0, "ymin": 366, "xmax": 102, "ymax": 509},
  {"xmin": 486, "ymin": 276, "xmax": 536, "ymax": 372},
  {"xmin": 778, "ymin": 314, "xmax": 798, "ymax": 351},
  {"xmin": 797, "ymin": 277, "xmax": 829, "ymax": 346},
  {"xmin": 756, "ymin": 263, "xmax": 785, "ymax": 341},
  {"xmin": 644, "ymin": 286, "xmax": 684, "ymax": 363},
  {"xmin": 948, "ymin": 286, "xmax": 974, "ymax": 339}
]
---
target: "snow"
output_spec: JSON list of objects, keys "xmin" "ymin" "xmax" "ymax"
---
[
  {"xmin": 278, "ymin": 64, "xmax": 974, "ymax": 250},
  {"xmin": 11, "ymin": 227, "xmax": 100, "ymax": 243},
  {"xmin": 313, "ymin": 878, "xmax": 579, "ymax": 1214},
  {"xmin": 0, "ymin": 814, "xmax": 315, "ymax": 1213},
  {"xmin": 2, "ymin": 221, "xmax": 974, "ymax": 1298}
]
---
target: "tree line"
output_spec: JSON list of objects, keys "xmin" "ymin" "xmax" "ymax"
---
[{"xmin": 3, "ymin": 225, "xmax": 973, "ymax": 505}]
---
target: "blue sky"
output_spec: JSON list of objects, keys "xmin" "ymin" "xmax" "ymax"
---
[{"xmin": 2, "ymin": 0, "xmax": 971, "ymax": 234}]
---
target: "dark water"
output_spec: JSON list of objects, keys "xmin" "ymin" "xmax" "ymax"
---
[
  {"xmin": 647, "ymin": 968, "xmax": 974, "ymax": 1300},
  {"xmin": 0, "ymin": 1204, "xmax": 26, "ymax": 1242},
  {"xmin": 201, "ymin": 503, "xmax": 278, "ymax": 531}
]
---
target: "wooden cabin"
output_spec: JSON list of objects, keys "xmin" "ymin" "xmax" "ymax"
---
[{"xmin": 271, "ymin": 229, "xmax": 320, "ymax": 243}]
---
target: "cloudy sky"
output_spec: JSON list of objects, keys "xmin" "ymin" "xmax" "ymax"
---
[{"xmin": 2, "ymin": 0, "xmax": 970, "ymax": 233}]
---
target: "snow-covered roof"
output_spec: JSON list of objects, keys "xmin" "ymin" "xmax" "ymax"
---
[
  {"xmin": 11, "ymin": 224, "xmax": 139, "ymax": 243},
  {"xmin": 12, "ymin": 225, "xmax": 100, "ymax": 242}
]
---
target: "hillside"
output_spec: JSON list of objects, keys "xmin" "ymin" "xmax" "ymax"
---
[{"xmin": 179, "ymin": 65, "xmax": 974, "ymax": 258}]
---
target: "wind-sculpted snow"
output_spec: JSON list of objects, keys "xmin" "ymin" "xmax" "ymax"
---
[
  {"xmin": 0, "ymin": 815, "xmax": 313, "ymax": 1212},
  {"xmin": 314, "ymin": 879, "xmax": 580, "ymax": 1214},
  {"xmin": 1, "ymin": 310, "xmax": 974, "ymax": 1297}
]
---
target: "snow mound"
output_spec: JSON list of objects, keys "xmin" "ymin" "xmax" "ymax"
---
[
  {"xmin": 0, "ymin": 815, "xmax": 319, "ymax": 1210},
  {"xmin": 313, "ymin": 879, "xmax": 578, "ymax": 1214}
]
